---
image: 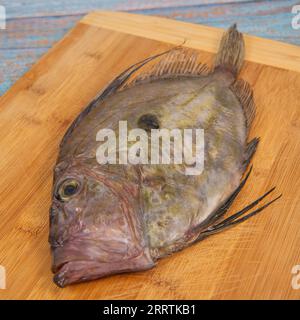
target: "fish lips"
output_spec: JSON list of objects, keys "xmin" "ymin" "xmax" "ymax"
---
[{"xmin": 51, "ymin": 248, "xmax": 155, "ymax": 288}]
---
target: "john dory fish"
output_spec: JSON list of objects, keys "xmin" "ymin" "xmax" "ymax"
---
[{"xmin": 49, "ymin": 25, "xmax": 281, "ymax": 287}]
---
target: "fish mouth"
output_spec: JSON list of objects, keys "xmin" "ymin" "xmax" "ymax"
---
[
  {"xmin": 52, "ymin": 251, "xmax": 155, "ymax": 288},
  {"xmin": 53, "ymin": 260, "xmax": 112, "ymax": 288}
]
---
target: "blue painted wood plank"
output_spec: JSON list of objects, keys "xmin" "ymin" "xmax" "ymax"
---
[
  {"xmin": 0, "ymin": 47, "xmax": 46, "ymax": 93},
  {"xmin": 143, "ymin": 0, "xmax": 300, "ymax": 44},
  {"xmin": 3, "ymin": 1, "xmax": 251, "ymax": 18},
  {"xmin": 0, "ymin": 15, "xmax": 79, "ymax": 49},
  {"xmin": 0, "ymin": 0, "xmax": 299, "ymax": 96}
]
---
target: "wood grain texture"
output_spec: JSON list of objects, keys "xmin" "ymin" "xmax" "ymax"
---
[
  {"xmin": 0, "ymin": 11, "xmax": 299, "ymax": 300},
  {"xmin": 1, "ymin": 0, "xmax": 300, "ymax": 96},
  {"xmin": 81, "ymin": 11, "xmax": 300, "ymax": 73}
]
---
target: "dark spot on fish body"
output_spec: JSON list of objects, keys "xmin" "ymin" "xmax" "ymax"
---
[
  {"xmin": 138, "ymin": 114, "xmax": 160, "ymax": 132},
  {"xmin": 157, "ymin": 221, "xmax": 164, "ymax": 228}
]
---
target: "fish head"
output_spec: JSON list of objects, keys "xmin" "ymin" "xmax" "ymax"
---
[{"xmin": 49, "ymin": 161, "xmax": 154, "ymax": 287}]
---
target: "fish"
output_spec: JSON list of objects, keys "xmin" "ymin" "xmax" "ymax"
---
[{"xmin": 49, "ymin": 25, "xmax": 281, "ymax": 287}]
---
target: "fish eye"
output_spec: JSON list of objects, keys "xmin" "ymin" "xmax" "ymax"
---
[
  {"xmin": 56, "ymin": 179, "xmax": 80, "ymax": 201},
  {"xmin": 138, "ymin": 114, "xmax": 160, "ymax": 131}
]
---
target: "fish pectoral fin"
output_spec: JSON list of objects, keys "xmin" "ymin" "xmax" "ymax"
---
[{"xmin": 196, "ymin": 188, "xmax": 282, "ymax": 240}]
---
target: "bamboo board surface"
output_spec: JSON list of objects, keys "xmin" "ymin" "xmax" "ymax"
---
[{"xmin": 0, "ymin": 11, "xmax": 300, "ymax": 300}]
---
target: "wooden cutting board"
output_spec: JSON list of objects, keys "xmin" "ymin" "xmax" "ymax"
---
[{"xmin": 0, "ymin": 11, "xmax": 300, "ymax": 300}]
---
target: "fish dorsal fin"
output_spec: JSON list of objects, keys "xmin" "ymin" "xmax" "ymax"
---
[
  {"xmin": 122, "ymin": 48, "xmax": 209, "ymax": 89},
  {"xmin": 230, "ymin": 79, "xmax": 256, "ymax": 132},
  {"xmin": 60, "ymin": 49, "xmax": 173, "ymax": 146},
  {"xmin": 60, "ymin": 48, "xmax": 208, "ymax": 146}
]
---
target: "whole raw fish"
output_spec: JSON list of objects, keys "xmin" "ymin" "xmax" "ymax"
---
[{"xmin": 49, "ymin": 25, "xmax": 280, "ymax": 287}]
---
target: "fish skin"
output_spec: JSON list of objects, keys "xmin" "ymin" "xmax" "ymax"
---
[{"xmin": 49, "ymin": 25, "xmax": 276, "ymax": 287}]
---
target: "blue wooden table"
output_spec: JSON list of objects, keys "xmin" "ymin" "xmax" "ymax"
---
[{"xmin": 1, "ymin": 0, "xmax": 299, "ymax": 96}]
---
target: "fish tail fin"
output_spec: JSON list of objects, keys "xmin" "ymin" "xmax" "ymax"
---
[{"xmin": 214, "ymin": 24, "xmax": 245, "ymax": 76}]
